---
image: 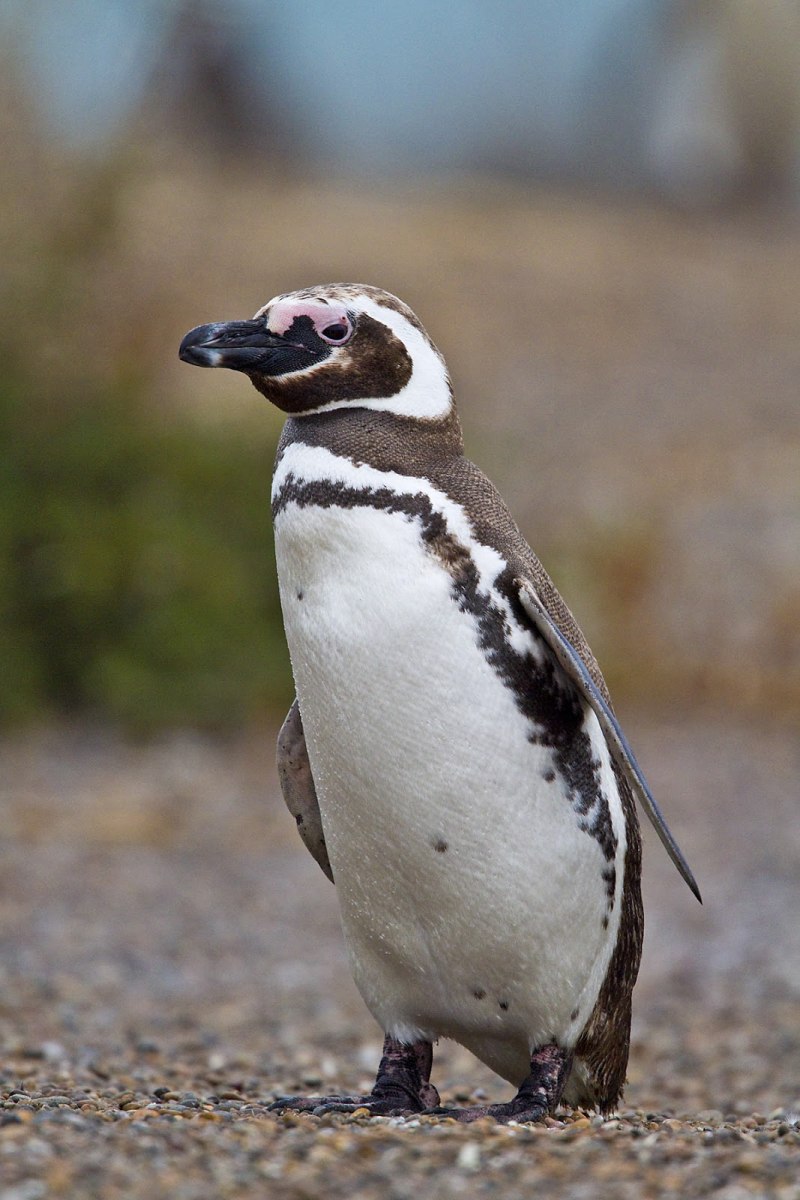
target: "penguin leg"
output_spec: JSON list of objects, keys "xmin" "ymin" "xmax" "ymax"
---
[
  {"xmin": 268, "ymin": 1035, "xmax": 439, "ymax": 1116},
  {"xmin": 432, "ymin": 1043, "xmax": 572, "ymax": 1124}
]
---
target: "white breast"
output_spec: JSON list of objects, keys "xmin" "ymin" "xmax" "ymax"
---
[{"xmin": 273, "ymin": 445, "xmax": 627, "ymax": 1086}]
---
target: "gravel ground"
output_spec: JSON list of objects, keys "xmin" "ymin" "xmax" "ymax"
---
[{"xmin": 0, "ymin": 714, "xmax": 798, "ymax": 1198}]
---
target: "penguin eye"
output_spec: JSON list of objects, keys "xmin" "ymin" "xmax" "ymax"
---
[{"xmin": 318, "ymin": 319, "xmax": 352, "ymax": 345}]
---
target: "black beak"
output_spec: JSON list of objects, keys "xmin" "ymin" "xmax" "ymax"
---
[{"xmin": 179, "ymin": 319, "xmax": 305, "ymax": 373}]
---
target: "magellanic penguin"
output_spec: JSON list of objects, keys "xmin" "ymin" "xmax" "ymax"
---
[{"xmin": 179, "ymin": 284, "xmax": 700, "ymax": 1123}]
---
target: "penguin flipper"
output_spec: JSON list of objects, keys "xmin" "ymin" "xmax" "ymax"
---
[
  {"xmin": 515, "ymin": 577, "xmax": 701, "ymax": 903},
  {"xmin": 277, "ymin": 699, "xmax": 334, "ymax": 884}
]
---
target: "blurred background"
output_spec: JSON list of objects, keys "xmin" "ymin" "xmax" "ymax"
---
[
  {"xmin": 0, "ymin": 0, "xmax": 798, "ymax": 1144},
  {"xmin": 2, "ymin": 0, "xmax": 799, "ymax": 731}
]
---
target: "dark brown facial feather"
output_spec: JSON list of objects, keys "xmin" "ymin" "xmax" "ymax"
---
[{"xmin": 248, "ymin": 313, "xmax": 412, "ymax": 413}]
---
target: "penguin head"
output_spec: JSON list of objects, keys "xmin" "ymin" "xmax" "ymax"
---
[{"xmin": 179, "ymin": 284, "xmax": 452, "ymax": 419}]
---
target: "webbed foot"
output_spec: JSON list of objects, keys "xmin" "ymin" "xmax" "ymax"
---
[
  {"xmin": 432, "ymin": 1043, "xmax": 572, "ymax": 1125},
  {"xmin": 269, "ymin": 1035, "xmax": 439, "ymax": 1117}
]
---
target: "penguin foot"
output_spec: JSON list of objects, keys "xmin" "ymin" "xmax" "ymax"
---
[
  {"xmin": 267, "ymin": 1092, "xmax": 396, "ymax": 1116},
  {"xmin": 269, "ymin": 1034, "xmax": 439, "ymax": 1117},
  {"xmin": 430, "ymin": 1098, "xmax": 548, "ymax": 1124},
  {"xmin": 433, "ymin": 1042, "xmax": 573, "ymax": 1125},
  {"xmin": 269, "ymin": 1087, "xmax": 439, "ymax": 1117}
]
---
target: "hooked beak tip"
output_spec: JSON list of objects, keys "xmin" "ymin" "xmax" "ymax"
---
[{"xmin": 179, "ymin": 323, "xmax": 227, "ymax": 367}]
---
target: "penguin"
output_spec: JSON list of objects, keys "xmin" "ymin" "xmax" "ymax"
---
[{"xmin": 179, "ymin": 284, "xmax": 700, "ymax": 1123}]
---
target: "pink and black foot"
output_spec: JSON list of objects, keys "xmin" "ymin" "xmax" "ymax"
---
[
  {"xmin": 432, "ymin": 1043, "xmax": 572, "ymax": 1124},
  {"xmin": 268, "ymin": 1035, "xmax": 440, "ymax": 1116}
]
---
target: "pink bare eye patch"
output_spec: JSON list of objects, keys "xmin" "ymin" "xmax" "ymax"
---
[{"xmin": 263, "ymin": 298, "xmax": 353, "ymax": 344}]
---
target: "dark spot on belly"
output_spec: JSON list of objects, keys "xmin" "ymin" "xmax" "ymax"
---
[
  {"xmin": 543, "ymin": 768, "xmax": 556, "ymax": 783},
  {"xmin": 296, "ymin": 590, "xmax": 304, "ymax": 601},
  {"xmin": 602, "ymin": 914, "xmax": 609, "ymax": 929},
  {"xmin": 570, "ymin": 1006, "xmax": 580, "ymax": 1021},
  {"xmin": 472, "ymin": 988, "xmax": 486, "ymax": 1001},
  {"xmin": 433, "ymin": 838, "xmax": 448, "ymax": 854},
  {"xmin": 602, "ymin": 865, "xmax": 616, "ymax": 901},
  {"xmin": 498, "ymin": 999, "xmax": 509, "ymax": 1011},
  {"xmin": 295, "ymin": 814, "xmax": 304, "ymax": 826}
]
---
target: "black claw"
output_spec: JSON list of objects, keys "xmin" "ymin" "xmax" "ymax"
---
[
  {"xmin": 268, "ymin": 1093, "xmax": 422, "ymax": 1118},
  {"xmin": 268, "ymin": 1094, "xmax": 357, "ymax": 1114},
  {"xmin": 431, "ymin": 1101, "xmax": 548, "ymax": 1124},
  {"xmin": 312, "ymin": 1101, "xmax": 365, "ymax": 1116}
]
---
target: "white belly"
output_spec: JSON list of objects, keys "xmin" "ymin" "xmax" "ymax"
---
[{"xmin": 274, "ymin": 489, "xmax": 626, "ymax": 1086}]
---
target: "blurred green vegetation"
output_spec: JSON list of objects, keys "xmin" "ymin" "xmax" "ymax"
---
[
  {"xmin": 0, "ymin": 376, "xmax": 292, "ymax": 731},
  {"xmin": 0, "ymin": 118, "xmax": 288, "ymax": 732}
]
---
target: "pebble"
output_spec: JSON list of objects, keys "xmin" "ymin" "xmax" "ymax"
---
[
  {"xmin": 0, "ymin": 1067, "xmax": 795, "ymax": 1199},
  {"xmin": 455, "ymin": 1142, "xmax": 481, "ymax": 1170},
  {"xmin": 695, "ymin": 1109, "xmax": 725, "ymax": 1124}
]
